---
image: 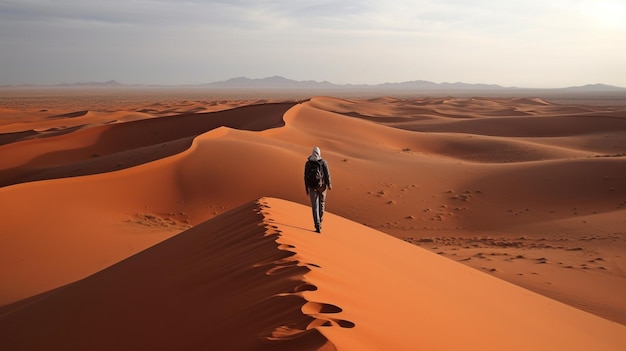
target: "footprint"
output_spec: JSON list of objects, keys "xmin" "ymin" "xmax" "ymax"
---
[
  {"xmin": 302, "ymin": 302, "xmax": 342, "ymax": 314},
  {"xmin": 336, "ymin": 320, "xmax": 356, "ymax": 328},
  {"xmin": 292, "ymin": 283, "xmax": 318, "ymax": 293},
  {"xmin": 307, "ymin": 318, "xmax": 355, "ymax": 329},
  {"xmin": 302, "ymin": 302, "xmax": 355, "ymax": 329},
  {"xmin": 266, "ymin": 262, "xmax": 310, "ymax": 276}
]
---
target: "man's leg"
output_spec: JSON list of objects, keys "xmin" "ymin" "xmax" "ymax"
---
[
  {"xmin": 318, "ymin": 188, "xmax": 327, "ymax": 228},
  {"xmin": 309, "ymin": 188, "xmax": 321, "ymax": 231}
]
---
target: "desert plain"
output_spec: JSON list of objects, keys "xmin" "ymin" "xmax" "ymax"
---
[{"xmin": 1, "ymin": 88, "xmax": 625, "ymax": 350}]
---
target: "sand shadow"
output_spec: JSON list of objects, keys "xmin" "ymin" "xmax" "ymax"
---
[{"xmin": 271, "ymin": 221, "xmax": 317, "ymax": 233}]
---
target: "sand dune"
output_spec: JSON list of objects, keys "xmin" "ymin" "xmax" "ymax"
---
[
  {"xmin": 0, "ymin": 199, "xmax": 331, "ymax": 351},
  {"xmin": 1, "ymin": 198, "xmax": 624, "ymax": 351},
  {"xmin": 1, "ymin": 94, "xmax": 625, "ymax": 337},
  {"xmin": 0, "ymin": 102, "xmax": 294, "ymax": 187}
]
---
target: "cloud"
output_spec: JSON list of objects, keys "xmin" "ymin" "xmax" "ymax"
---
[{"xmin": 0, "ymin": 0, "xmax": 624, "ymax": 86}]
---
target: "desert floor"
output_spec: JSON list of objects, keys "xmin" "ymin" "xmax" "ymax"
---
[{"xmin": 1, "ymin": 89, "xmax": 625, "ymax": 350}]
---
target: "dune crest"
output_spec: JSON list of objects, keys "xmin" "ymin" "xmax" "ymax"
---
[
  {"xmin": 0, "ymin": 199, "xmax": 335, "ymax": 351},
  {"xmin": 261, "ymin": 198, "xmax": 626, "ymax": 350},
  {"xmin": 0, "ymin": 102, "xmax": 294, "ymax": 187}
]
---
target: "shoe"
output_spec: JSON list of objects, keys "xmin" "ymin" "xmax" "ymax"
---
[{"xmin": 315, "ymin": 224, "xmax": 321, "ymax": 233}]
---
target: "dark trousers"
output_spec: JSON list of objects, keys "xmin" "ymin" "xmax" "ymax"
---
[{"xmin": 308, "ymin": 186, "xmax": 327, "ymax": 228}]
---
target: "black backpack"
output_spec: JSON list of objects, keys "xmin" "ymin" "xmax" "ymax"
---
[{"xmin": 306, "ymin": 160, "xmax": 324, "ymax": 188}]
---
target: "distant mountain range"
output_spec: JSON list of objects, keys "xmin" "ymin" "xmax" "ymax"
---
[
  {"xmin": 197, "ymin": 76, "xmax": 626, "ymax": 91},
  {"xmin": 199, "ymin": 76, "xmax": 512, "ymax": 91},
  {"xmin": 4, "ymin": 76, "xmax": 625, "ymax": 91}
]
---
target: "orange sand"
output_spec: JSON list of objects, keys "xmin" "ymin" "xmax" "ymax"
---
[
  {"xmin": 1, "ymin": 93, "xmax": 625, "ymax": 349},
  {"xmin": 1, "ymin": 198, "xmax": 624, "ymax": 350}
]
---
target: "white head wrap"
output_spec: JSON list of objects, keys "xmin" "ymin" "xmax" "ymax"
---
[{"xmin": 309, "ymin": 147, "xmax": 322, "ymax": 161}]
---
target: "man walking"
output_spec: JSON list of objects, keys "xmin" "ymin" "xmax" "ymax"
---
[{"xmin": 304, "ymin": 147, "xmax": 332, "ymax": 233}]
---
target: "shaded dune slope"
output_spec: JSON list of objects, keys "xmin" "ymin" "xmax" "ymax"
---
[
  {"xmin": 1, "ymin": 198, "xmax": 624, "ymax": 351},
  {"xmin": 0, "ymin": 102, "xmax": 295, "ymax": 187}
]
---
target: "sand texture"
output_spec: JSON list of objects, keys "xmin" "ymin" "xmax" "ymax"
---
[{"xmin": 1, "ymin": 94, "xmax": 625, "ymax": 349}]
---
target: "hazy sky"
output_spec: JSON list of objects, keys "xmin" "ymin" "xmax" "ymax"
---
[{"xmin": 1, "ymin": 0, "xmax": 625, "ymax": 87}]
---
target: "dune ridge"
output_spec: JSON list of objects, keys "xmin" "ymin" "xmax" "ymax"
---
[
  {"xmin": 0, "ymin": 199, "xmax": 334, "ymax": 351},
  {"xmin": 0, "ymin": 102, "xmax": 295, "ymax": 187},
  {"xmin": 2, "ymin": 197, "xmax": 624, "ymax": 351}
]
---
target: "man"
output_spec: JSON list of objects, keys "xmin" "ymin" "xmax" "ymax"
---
[{"xmin": 304, "ymin": 147, "xmax": 332, "ymax": 233}]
